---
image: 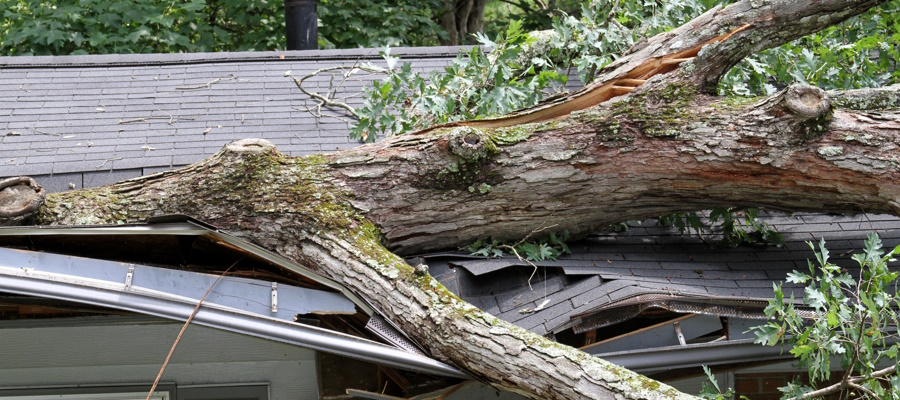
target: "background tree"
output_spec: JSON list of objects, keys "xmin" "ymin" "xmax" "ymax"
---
[
  {"xmin": 0, "ymin": 0, "xmax": 449, "ymax": 55},
  {"xmin": 0, "ymin": 0, "xmax": 285, "ymax": 55},
  {"xmin": 438, "ymin": 0, "xmax": 488, "ymax": 46},
  {"xmin": 317, "ymin": 0, "xmax": 447, "ymax": 49}
]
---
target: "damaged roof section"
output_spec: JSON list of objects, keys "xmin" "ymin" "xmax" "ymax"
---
[
  {"xmin": 416, "ymin": 212, "xmax": 900, "ymax": 338},
  {"xmin": 0, "ymin": 215, "xmax": 466, "ymax": 379}
]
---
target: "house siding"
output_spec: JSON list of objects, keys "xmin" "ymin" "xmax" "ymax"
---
[{"xmin": 0, "ymin": 319, "xmax": 318, "ymax": 399}]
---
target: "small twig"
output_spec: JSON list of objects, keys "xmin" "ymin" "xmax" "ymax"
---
[
  {"xmin": 175, "ymin": 74, "xmax": 238, "ymax": 91},
  {"xmin": 95, "ymin": 157, "xmax": 123, "ymax": 169},
  {"xmin": 785, "ymin": 364, "xmax": 896, "ymax": 400},
  {"xmin": 119, "ymin": 118, "xmax": 149, "ymax": 124},
  {"xmin": 292, "ymin": 76, "xmax": 361, "ymax": 118},
  {"xmin": 846, "ymin": 381, "xmax": 881, "ymax": 400},
  {"xmin": 119, "ymin": 115, "xmax": 195, "ymax": 125},
  {"xmin": 290, "ymin": 63, "xmax": 387, "ymax": 121},
  {"xmin": 145, "ymin": 256, "xmax": 244, "ymax": 400},
  {"xmin": 31, "ymin": 128, "xmax": 60, "ymax": 137},
  {"xmin": 499, "ymin": 215, "xmax": 560, "ymax": 291}
]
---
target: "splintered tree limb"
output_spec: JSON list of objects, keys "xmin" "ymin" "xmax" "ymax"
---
[
  {"xmin": 414, "ymin": 0, "xmax": 887, "ymax": 132},
  {"xmin": 18, "ymin": 1, "xmax": 900, "ymax": 399}
]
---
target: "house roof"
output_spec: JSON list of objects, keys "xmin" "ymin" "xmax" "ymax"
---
[
  {"xmin": 415, "ymin": 212, "xmax": 900, "ymax": 337},
  {"xmin": 0, "ymin": 47, "xmax": 468, "ymax": 191}
]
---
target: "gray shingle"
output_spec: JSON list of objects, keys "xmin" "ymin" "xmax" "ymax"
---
[
  {"xmin": 495, "ymin": 275, "xmax": 567, "ymax": 313},
  {"xmin": 570, "ymin": 280, "xmax": 637, "ymax": 308},
  {"xmin": 32, "ymin": 172, "xmax": 83, "ymax": 192},
  {"xmin": 511, "ymin": 299, "xmax": 574, "ymax": 334},
  {"xmin": 83, "ymin": 169, "xmax": 142, "ymax": 187}
]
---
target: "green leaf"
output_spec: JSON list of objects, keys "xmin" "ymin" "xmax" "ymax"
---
[{"xmin": 753, "ymin": 323, "xmax": 784, "ymax": 346}]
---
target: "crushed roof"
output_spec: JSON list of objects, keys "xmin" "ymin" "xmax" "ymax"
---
[
  {"xmin": 3, "ymin": 46, "xmax": 898, "ymax": 340},
  {"xmin": 415, "ymin": 212, "xmax": 900, "ymax": 336}
]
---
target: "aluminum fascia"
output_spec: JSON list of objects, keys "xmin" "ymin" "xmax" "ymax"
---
[{"xmin": 0, "ymin": 263, "xmax": 467, "ymax": 378}]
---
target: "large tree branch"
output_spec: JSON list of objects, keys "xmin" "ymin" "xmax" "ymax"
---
[
  {"xmin": 326, "ymin": 81, "xmax": 900, "ymax": 253},
  {"xmin": 418, "ymin": 0, "xmax": 887, "ymax": 132}
]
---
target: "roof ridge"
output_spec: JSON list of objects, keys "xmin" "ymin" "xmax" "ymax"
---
[{"xmin": 0, "ymin": 46, "xmax": 475, "ymax": 69}]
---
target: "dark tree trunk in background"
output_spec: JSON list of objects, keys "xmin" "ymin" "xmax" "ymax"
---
[
  {"xmin": 6, "ymin": 1, "xmax": 898, "ymax": 399},
  {"xmin": 440, "ymin": 0, "xmax": 488, "ymax": 45}
]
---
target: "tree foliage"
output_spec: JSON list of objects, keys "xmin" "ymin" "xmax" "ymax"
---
[
  {"xmin": 750, "ymin": 235, "xmax": 900, "ymax": 399},
  {"xmin": 350, "ymin": 22, "xmax": 567, "ymax": 142},
  {"xmin": 0, "ymin": 0, "xmax": 285, "ymax": 55},
  {"xmin": 317, "ymin": 0, "xmax": 446, "ymax": 49},
  {"xmin": 0, "ymin": 0, "xmax": 447, "ymax": 55},
  {"xmin": 720, "ymin": 1, "xmax": 900, "ymax": 95}
]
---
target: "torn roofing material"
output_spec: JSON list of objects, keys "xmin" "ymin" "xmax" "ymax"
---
[
  {"xmin": 419, "ymin": 213, "xmax": 900, "ymax": 337},
  {"xmin": 0, "ymin": 215, "xmax": 465, "ymax": 377}
]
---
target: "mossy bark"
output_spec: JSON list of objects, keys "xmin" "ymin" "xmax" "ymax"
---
[{"xmin": 13, "ymin": 1, "xmax": 900, "ymax": 399}]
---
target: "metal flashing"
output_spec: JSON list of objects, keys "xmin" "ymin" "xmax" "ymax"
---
[
  {"xmin": 0, "ymin": 247, "xmax": 356, "ymax": 319},
  {"xmin": 0, "ymin": 248, "xmax": 466, "ymax": 378},
  {"xmin": 0, "ymin": 46, "xmax": 473, "ymax": 68},
  {"xmin": 0, "ymin": 217, "xmax": 375, "ymax": 315}
]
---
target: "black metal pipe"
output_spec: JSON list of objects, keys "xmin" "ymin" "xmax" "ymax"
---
[{"xmin": 285, "ymin": 0, "xmax": 318, "ymax": 50}]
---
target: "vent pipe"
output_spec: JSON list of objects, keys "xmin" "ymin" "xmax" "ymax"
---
[{"xmin": 285, "ymin": 0, "xmax": 318, "ymax": 50}]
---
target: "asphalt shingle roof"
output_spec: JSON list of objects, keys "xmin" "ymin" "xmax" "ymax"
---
[
  {"xmin": 0, "ymin": 47, "xmax": 470, "ymax": 191},
  {"xmin": 417, "ymin": 212, "xmax": 900, "ymax": 336}
]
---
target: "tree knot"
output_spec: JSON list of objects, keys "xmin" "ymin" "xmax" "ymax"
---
[
  {"xmin": 783, "ymin": 84, "xmax": 830, "ymax": 119},
  {"xmin": 0, "ymin": 176, "xmax": 46, "ymax": 225},
  {"xmin": 448, "ymin": 126, "xmax": 495, "ymax": 161}
]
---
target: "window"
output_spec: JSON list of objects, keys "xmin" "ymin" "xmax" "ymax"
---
[
  {"xmin": 0, "ymin": 385, "xmax": 173, "ymax": 400},
  {"xmin": 0, "ymin": 384, "xmax": 267, "ymax": 400}
]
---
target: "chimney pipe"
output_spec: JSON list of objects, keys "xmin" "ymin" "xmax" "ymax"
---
[{"xmin": 285, "ymin": 0, "xmax": 318, "ymax": 50}]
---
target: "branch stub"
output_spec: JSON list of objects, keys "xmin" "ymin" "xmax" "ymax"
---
[
  {"xmin": 448, "ymin": 127, "xmax": 492, "ymax": 161},
  {"xmin": 784, "ymin": 84, "xmax": 830, "ymax": 119},
  {"xmin": 225, "ymin": 138, "xmax": 277, "ymax": 155},
  {"xmin": 0, "ymin": 177, "xmax": 46, "ymax": 224}
]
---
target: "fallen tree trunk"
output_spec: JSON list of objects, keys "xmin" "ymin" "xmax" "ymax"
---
[{"xmin": 5, "ymin": 0, "xmax": 899, "ymax": 399}]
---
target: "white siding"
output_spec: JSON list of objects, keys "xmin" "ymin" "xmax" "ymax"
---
[{"xmin": 0, "ymin": 319, "xmax": 317, "ymax": 400}]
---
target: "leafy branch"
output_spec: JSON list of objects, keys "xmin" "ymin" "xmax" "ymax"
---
[
  {"xmin": 658, "ymin": 207, "xmax": 784, "ymax": 247},
  {"xmin": 751, "ymin": 234, "xmax": 900, "ymax": 400}
]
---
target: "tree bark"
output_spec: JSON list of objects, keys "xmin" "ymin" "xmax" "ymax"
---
[{"xmin": 9, "ymin": 1, "xmax": 898, "ymax": 399}]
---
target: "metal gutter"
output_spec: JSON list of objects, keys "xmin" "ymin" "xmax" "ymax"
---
[
  {"xmin": 0, "ymin": 247, "xmax": 356, "ymax": 320},
  {"xmin": 0, "ymin": 252, "xmax": 467, "ymax": 379},
  {"xmin": 0, "ymin": 219, "xmax": 375, "ymax": 315},
  {"xmin": 596, "ymin": 339, "xmax": 791, "ymax": 373}
]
